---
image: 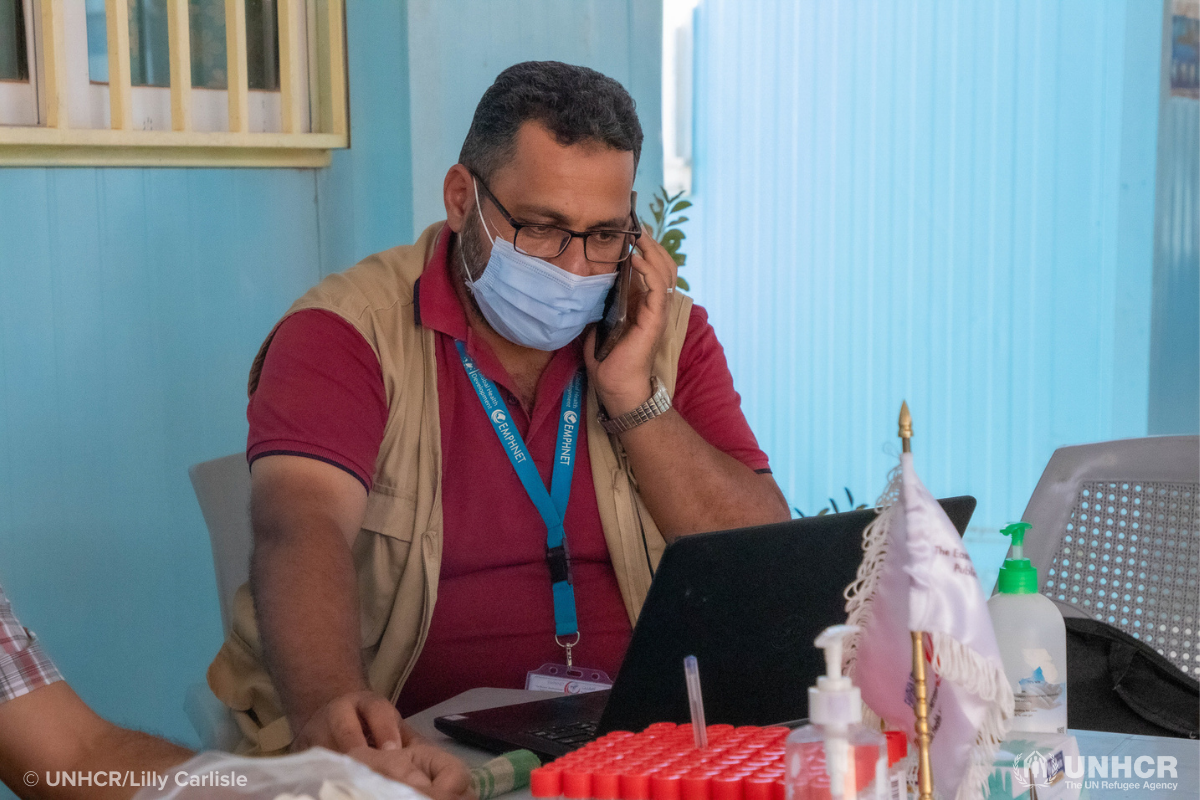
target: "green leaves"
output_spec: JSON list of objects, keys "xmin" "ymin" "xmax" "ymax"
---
[
  {"xmin": 640, "ymin": 187, "xmax": 692, "ymax": 291},
  {"xmin": 793, "ymin": 488, "xmax": 869, "ymax": 518}
]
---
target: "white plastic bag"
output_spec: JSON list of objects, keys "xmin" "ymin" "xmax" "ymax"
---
[{"xmin": 132, "ymin": 748, "xmax": 432, "ymax": 800}]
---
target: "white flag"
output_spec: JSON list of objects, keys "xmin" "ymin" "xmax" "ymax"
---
[{"xmin": 844, "ymin": 453, "xmax": 1014, "ymax": 800}]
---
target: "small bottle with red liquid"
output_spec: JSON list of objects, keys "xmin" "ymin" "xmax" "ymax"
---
[{"xmin": 784, "ymin": 625, "xmax": 886, "ymax": 800}]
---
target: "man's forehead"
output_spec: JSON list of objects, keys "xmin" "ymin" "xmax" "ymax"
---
[
  {"xmin": 488, "ymin": 122, "xmax": 636, "ymax": 226},
  {"xmin": 506, "ymin": 121, "xmax": 635, "ymax": 172}
]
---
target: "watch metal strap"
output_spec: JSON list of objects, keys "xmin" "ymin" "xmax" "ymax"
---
[{"xmin": 598, "ymin": 377, "xmax": 672, "ymax": 434}]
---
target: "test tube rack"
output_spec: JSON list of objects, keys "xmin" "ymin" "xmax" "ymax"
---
[{"xmin": 530, "ymin": 722, "xmax": 790, "ymax": 800}]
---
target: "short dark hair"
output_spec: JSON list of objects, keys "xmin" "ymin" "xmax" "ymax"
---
[{"xmin": 459, "ymin": 61, "xmax": 643, "ymax": 181}]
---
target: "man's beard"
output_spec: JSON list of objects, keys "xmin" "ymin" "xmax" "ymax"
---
[
  {"xmin": 456, "ymin": 207, "xmax": 489, "ymax": 282},
  {"xmin": 454, "ymin": 205, "xmax": 492, "ymax": 325}
]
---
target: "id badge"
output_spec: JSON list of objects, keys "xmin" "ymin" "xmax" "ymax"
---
[{"xmin": 525, "ymin": 663, "xmax": 613, "ymax": 694}]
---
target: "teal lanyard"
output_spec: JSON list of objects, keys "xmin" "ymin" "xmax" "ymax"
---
[{"xmin": 456, "ymin": 341, "xmax": 583, "ymax": 640}]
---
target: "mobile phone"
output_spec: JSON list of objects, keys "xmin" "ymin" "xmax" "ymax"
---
[{"xmin": 594, "ymin": 191, "xmax": 639, "ymax": 362}]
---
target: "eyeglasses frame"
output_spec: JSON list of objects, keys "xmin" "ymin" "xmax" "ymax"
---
[{"xmin": 470, "ymin": 170, "xmax": 642, "ymax": 264}]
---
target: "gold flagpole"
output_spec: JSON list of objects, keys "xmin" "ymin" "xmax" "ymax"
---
[{"xmin": 900, "ymin": 402, "xmax": 934, "ymax": 800}]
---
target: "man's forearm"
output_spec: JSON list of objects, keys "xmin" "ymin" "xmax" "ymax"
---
[
  {"xmin": 251, "ymin": 521, "xmax": 368, "ymax": 730},
  {"xmin": 616, "ymin": 409, "xmax": 791, "ymax": 540},
  {"xmin": 76, "ymin": 727, "xmax": 192, "ymax": 800},
  {"xmin": 0, "ymin": 683, "xmax": 192, "ymax": 800}
]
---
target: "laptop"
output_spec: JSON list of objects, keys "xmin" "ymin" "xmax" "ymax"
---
[{"xmin": 435, "ymin": 497, "xmax": 976, "ymax": 761}]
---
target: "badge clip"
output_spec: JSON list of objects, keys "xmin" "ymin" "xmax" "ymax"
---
[{"xmin": 555, "ymin": 632, "xmax": 580, "ymax": 668}]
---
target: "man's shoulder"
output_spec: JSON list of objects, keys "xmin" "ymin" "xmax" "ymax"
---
[
  {"xmin": 676, "ymin": 299, "xmax": 724, "ymax": 372},
  {"xmin": 674, "ymin": 293, "xmax": 705, "ymax": 348},
  {"xmin": 295, "ymin": 223, "xmax": 445, "ymax": 325},
  {"xmin": 683, "ymin": 299, "xmax": 708, "ymax": 329}
]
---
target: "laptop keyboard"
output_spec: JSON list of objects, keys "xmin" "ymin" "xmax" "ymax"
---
[{"xmin": 527, "ymin": 720, "xmax": 598, "ymax": 746}]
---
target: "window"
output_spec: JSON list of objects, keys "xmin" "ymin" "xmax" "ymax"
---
[
  {"xmin": 0, "ymin": 0, "xmax": 347, "ymax": 167},
  {"xmin": 662, "ymin": 0, "xmax": 698, "ymax": 195},
  {"xmin": 0, "ymin": 0, "xmax": 37, "ymax": 126}
]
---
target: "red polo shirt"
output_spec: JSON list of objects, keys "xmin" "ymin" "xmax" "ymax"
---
[{"xmin": 247, "ymin": 227, "xmax": 770, "ymax": 715}]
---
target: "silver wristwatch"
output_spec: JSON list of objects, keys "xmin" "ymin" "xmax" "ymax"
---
[{"xmin": 598, "ymin": 377, "xmax": 672, "ymax": 434}]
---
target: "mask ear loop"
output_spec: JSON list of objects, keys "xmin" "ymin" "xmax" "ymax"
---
[
  {"xmin": 458, "ymin": 244, "xmax": 477, "ymax": 288},
  {"xmin": 460, "ymin": 176, "xmax": 496, "ymax": 288},
  {"xmin": 472, "ymin": 177, "xmax": 498, "ymax": 242}
]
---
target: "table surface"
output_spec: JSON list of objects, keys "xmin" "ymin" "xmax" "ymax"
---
[{"xmin": 406, "ymin": 689, "xmax": 1200, "ymax": 800}]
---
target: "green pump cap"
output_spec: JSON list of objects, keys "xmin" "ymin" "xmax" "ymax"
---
[{"xmin": 997, "ymin": 522, "xmax": 1038, "ymax": 594}]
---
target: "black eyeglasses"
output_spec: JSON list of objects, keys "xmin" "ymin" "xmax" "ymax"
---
[{"xmin": 471, "ymin": 172, "xmax": 640, "ymax": 264}]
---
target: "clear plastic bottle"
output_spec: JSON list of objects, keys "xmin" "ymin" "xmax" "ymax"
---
[
  {"xmin": 786, "ymin": 625, "xmax": 887, "ymax": 800},
  {"xmin": 987, "ymin": 522, "xmax": 1068, "ymax": 734},
  {"xmin": 883, "ymin": 731, "xmax": 909, "ymax": 800}
]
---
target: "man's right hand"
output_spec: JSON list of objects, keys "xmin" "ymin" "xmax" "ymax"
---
[
  {"xmin": 248, "ymin": 455, "xmax": 377, "ymax": 755},
  {"xmin": 293, "ymin": 688, "xmax": 408, "ymax": 752}
]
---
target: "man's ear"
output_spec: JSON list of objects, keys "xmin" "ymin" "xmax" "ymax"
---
[{"xmin": 443, "ymin": 165, "xmax": 474, "ymax": 232}]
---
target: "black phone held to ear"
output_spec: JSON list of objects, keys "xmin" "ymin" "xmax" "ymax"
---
[
  {"xmin": 594, "ymin": 257, "xmax": 632, "ymax": 362},
  {"xmin": 594, "ymin": 191, "xmax": 639, "ymax": 362}
]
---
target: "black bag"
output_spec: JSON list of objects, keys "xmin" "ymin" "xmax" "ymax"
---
[{"xmin": 1066, "ymin": 617, "xmax": 1199, "ymax": 739}]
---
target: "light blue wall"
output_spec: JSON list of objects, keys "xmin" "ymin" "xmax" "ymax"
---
[
  {"xmin": 0, "ymin": 169, "xmax": 323, "ymax": 747},
  {"xmin": 1149, "ymin": 94, "xmax": 1200, "ymax": 434},
  {"xmin": 406, "ymin": 0, "xmax": 663, "ymax": 234},
  {"xmin": 319, "ymin": 1, "xmax": 415, "ymax": 275},
  {"xmin": 689, "ymin": 0, "xmax": 1164, "ymax": 549},
  {"xmin": 0, "ymin": 0, "xmax": 658, "ymax": 771}
]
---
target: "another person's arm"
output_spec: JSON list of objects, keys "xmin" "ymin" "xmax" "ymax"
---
[
  {"xmin": 0, "ymin": 588, "xmax": 189, "ymax": 799},
  {"xmin": 0, "ymin": 576, "xmax": 465, "ymax": 799},
  {"xmin": 0, "ymin": 681, "xmax": 472, "ymax": 800},
  {"xmin": 0, "ymin": 682, "xmax": 191, "ymax": 800}
]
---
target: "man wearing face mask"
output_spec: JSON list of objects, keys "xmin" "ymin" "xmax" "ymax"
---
[{"xmin": 207, "ymin": 61, "xmax": 791, "ymax": 759}]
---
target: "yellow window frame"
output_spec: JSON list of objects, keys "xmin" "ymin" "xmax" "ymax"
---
[{"xmin": 0, "ymin": 0, "xmax": 348, "ymax": 168}]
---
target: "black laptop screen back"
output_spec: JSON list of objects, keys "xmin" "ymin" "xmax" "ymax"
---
[{"xmin": 597, "ymin": 497, "xmax": 976, "ymax": 733}]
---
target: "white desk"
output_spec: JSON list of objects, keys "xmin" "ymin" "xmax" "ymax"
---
[{"xmin": 407, "ymin": 690, "xmax": 1200, "ymax": 800}]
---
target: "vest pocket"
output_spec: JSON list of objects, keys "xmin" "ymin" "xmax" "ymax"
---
[
  {"xmin": 355, "ymin": 487, "xmax": 419, "ymax": 649},
  {"xmin": 354, "ymin": 533, "xmax": 413, "ymax": 650},
  {"xmin": 360, "ymin": 485, "xmax": 419, "ymax": 541}
]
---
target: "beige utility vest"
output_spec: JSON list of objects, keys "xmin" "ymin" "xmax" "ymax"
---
[{"xmin": 208, "ymin": 222, "xmax": 694, "ymax": 754}]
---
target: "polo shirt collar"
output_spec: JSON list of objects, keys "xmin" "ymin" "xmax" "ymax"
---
[
  {"xmin": 417, "ymin": 225, "xmax": 587, "ymax": 416},
  {"xmin": 416, "ymin": 224, "xmax": 471, "ymax": 342}
]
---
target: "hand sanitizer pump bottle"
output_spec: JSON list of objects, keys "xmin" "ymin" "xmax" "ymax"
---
[
  {"xmin": 786, "ymin": 625, "xmax": 887, "ymax": 800},
  {"xmin": 987, "ymin": 522, "xmax": 1068, "ymax": 733}
]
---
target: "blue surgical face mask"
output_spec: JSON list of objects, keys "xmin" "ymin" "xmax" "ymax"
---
[{"xmin": 461, "ymin": 179, "xmax": 617, "ymax": 351}]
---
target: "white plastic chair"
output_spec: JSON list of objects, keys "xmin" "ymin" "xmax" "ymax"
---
[
  {"xmin": 1018, "ymin": 435, "xmax": 1200, "ymax": 676},
  {"xmin": 186, "ymin": 452, "xmax": 254, "ymax": 751}
]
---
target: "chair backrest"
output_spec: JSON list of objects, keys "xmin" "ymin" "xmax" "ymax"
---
[
  {"xmin": 1019, "ymin": 435, "xmax": 1200, "ymax": 676},
  {"xmin": 189, "ymin": 453, "xmax": 253, "ymax": 636}
]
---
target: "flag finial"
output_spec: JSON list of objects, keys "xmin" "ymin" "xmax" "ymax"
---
[{"xmin": 898, "ymin": 402, "xmax": 913, "ymax": 453}]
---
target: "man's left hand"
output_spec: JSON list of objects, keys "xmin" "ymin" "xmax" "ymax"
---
[{"xmin": 584, "ymin": 230, "xmax": 679, "ymax": 416}]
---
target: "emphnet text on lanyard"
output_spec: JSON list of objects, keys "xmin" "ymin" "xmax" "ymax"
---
[{"xmin": 455, "ymin": 341, "xmax": 585, "ymax": 665}]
